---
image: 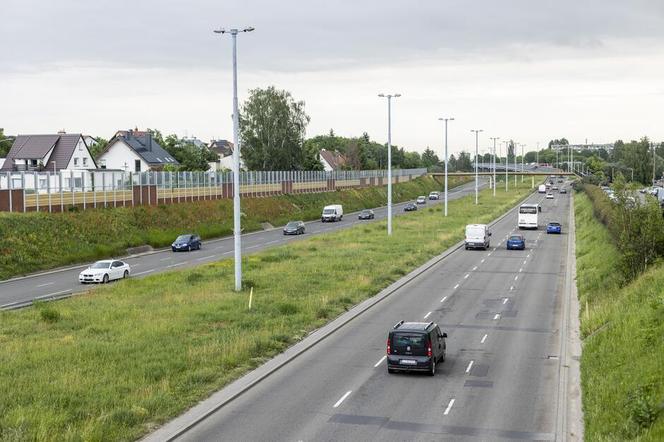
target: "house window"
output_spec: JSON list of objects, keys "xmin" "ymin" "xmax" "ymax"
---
[
  {"xmin": 83, "ymin": 158, "xmax": 88, "ymax": 167},
  {"xmin": 135, "ymin": 160, "xmax": 141, "ymax": 172},
  {"xmin": 74, "ymin": 157, "xmax": 79, "ymax": 166}
]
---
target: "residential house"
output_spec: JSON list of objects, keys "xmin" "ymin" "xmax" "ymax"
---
[
  {"xmin": 97, "ymin": 129, "xmax": 179, "ymax": 172},
  {"xmin": 208, "ymin": 139, "xmax": 245, "ymax": 170},
  {"xmin": 182, "ymin": 136, "xmax": 207, "ymax": 149},
  {"xmin": 1, "ymin": 132, "xmax": 97, "ymax": 172},
  {"xmin": 319, "ymin": 149, "xmax": 347, "ymax": 171}
]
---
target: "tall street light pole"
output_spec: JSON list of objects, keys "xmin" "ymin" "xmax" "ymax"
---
[
  {"xmin": 214, "ymin": 26, "xmax": 254, "ymax": 292},
  {"xmin": 379, "ymin": 93, "xmax": 400, "ymax": 235},
  {"xmin": 439, "ymin": 117, "xmax": 454, "ymax": 216},
  {"xmin": 471, "ymin": 129, "xmax": 483, "ymax": 204},
  {"xmin": 490, "ymin": 137, "xmax": 499, "ymax": 197},
  {"xmin": 503, "ymin": 140, "xmax": 509, "ymax": 191},
  {"xmin": 521, "ymin": 143, "xmax": 525, "ymax": 183}
]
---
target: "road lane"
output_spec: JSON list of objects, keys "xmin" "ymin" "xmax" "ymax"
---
[
  {"xmin": 0, "ymin": 180, "xmax": 484, "ymax": 309},
  {"xmin": 174, "ymin": 184, "xmax": 571, "ymax": 441}
]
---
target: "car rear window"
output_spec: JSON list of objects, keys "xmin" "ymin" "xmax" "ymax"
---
[
  {"xmin": 390, "ymin": 332, "xmax": 428, "ymax": 356},
  {"xmin": 509, "ymin": 235, "xmax": 523, "ymax": 241}
]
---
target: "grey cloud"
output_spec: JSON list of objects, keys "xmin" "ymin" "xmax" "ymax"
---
[{"xmin": 1, "ymin": 0, "xmax": 664, "ymax": 73}]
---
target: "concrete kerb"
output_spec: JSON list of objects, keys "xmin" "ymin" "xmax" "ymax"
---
[
  {"xmin": 0, "ymin": 180, "xmax": 478, "ymax": 286},
  {"xmin": 142, "ymin": 186, "xmax": 534, "ymax": 442}
]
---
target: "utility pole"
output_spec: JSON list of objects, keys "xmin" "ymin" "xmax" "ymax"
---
[
  {"xmin": 214, "ymin": 25, "xmax": 254, "ymax": 292},
  {"xmin": 653, "ymin": 141, "xmax": 656, "ymax": 185},
  {"xmin": 471, "ymin": 129, "xmax": 483, "ymax": 204},
  {"xmin": 439, "ymin": 117, "xmax": 454, "ymax": 216},
  {"xmin": 490, "ymin": 137, "xmax": 499, "ymax": 197},
  {"xmin": 378, "ymin": 93, "xmax": 401, "ymax": 235},
  {"xmin": 504, "ymin": 140, "xmax": 509, "ymax": 191}
]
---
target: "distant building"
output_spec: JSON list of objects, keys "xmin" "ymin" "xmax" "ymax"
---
[
  {"xmin": 182, "ymin": 136, "xmax": 207, "ymax": 149},
  {"xmin": 319, "ymin": 149, "xmax": 347, "ymax": 171},
  {"xmin": 97, "ymin": 129, "xmax": 179, "ymax": 172},
  {"xmin": 0, "ymin": 132, "xmax": 97, "ymax": 172},
  {"xmin": 208, "ymin": 139, "xmax": 245, "ymax": 170}
]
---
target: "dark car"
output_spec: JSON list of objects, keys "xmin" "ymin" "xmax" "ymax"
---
[
  {"xmin": 358, "ymin": 209, "xmax": 375, "ymax": 220},
  {"xmin": 506, "ymin": 234, "xmax": 526, "ymax": 250},
  {"xmin": 404, "ymin": 203, "xmax": 418, "ymax": 212},
  {"xmin": 283, "ymin": 221, "xmax": 305, "ymax": 235},
  {"xmin": 560, "ymin": 188, "xmax": 567, "ymax": 194},
  {"xmin": 547, "ymin": 222, "xmax": 562, "ymax": 234},
  {"xmin": 387, "ymin": 321, "xmax": 447, "ymax": 376},
  {"xmin": 171, "ymin": 234, "xmax": 201, "ymax": 252}
]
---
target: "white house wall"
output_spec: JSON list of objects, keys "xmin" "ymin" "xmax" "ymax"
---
[
  {"xmin": 98, "ymin": 140, "xmax": 150, "ymax": 172},
  {"xmin": 65, "ymin": 137, "xmax": 97, "ymax": 170}
]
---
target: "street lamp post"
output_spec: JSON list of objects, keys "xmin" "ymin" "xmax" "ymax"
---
[
  {"xmin": 471, "ymin": 129, "xmax": 483, "ymax": 204},
  {"xmin": 438, "ymin": 117, "xmax": 454, "ymax": 216},
  {"xmin": 490, "ymin": 137, "xmax": 499, "ymax": 197},
  {"xmin": 379, "ymin": 93, "xmax": 401, "ymax": 235},
  {"xmin": 503, "ymin": 140, "xmax": 509, "ymax": 191},
  {"xmin": 214, "ymin": 26, "xmax": 254, "ymax": 292},
  {"xmin": 521, "ymin": 143, "xmax": 525, "ymax": 183}
]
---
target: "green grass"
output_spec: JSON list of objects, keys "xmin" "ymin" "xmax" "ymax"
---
[
  {"xmin": 0, "ymin": 182, "xmax": 532, "ymax": 441},
  {"xmin": 575, "ymin": 191, "xmax": 664, "ymax": 441},
  {"xmin": 0, "ymin": 176, "xmax": 469, "ymax": 280}
]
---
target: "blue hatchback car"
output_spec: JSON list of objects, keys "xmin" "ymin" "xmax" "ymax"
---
[
  {"xmin": 506, "ymin": 234, "xmax": 526, "ymax": 250},
  {"xmin": 546, "ymin": 222, "xmax": 562, "ymax": 234}
]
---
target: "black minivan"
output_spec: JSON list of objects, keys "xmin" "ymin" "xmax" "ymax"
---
[{"xmin": 387, "ymin": 321, "xmax": 447, "ymax": 376}]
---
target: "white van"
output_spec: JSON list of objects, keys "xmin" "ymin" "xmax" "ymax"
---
[
  {"xmin": 321, "ymin": 204, "xmax": 343, "ymax": 222},
  {"xmin": 538, "ymin": 184, "xmax": 546, "ymax": 193},
  {"xmin": 465, "ymin": 224, "xmax": 491, "ymax": 250}
]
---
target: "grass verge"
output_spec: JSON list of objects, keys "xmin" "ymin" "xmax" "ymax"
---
[
  {"xmin": 575, "ymin": 191, "xmax": 664, "ymax": 441},
  {"xmin": 0, "ymin": 182, "xmax": 532, "ymax": 441},
  {"xmin": 0, "ymin": 175, "xmax": 469, "ymax": 280}
]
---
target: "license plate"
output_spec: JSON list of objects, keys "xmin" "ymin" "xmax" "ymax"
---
[{"xmin": 400, "ymin": 359, "xmax": 416, "ymax": 365}]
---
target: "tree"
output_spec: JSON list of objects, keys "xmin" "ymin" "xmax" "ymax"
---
[
  {"xmin": 447, "ymin": 154, "xmax": 457, "ymax": 172},
  {"xmin": 89, "ymin": 138, "xmax": 108, "ymax": 159},
  {"xmin": 148, "ymin": 129, "xmax": 217, "ymax": 171},
  {"xmin": 0, "ymin": 128, "xmax": 14, "ymax": 157},
  {"xmin": 240, "ymin": 86, "xmax": 311, "ymax": 170},
  {"xmin": 457, "ymin": 151, "xmax": 472, "ymax": 172},
  {"xmin": 421, "ymin": 147, "xmax": 440, "ymax": 169},
  {"xmin": 548, "ymin": 138, "xmax": 569, "ymax": 148}
]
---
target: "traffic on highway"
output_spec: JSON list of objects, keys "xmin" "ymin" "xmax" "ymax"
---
[{"xmin": 143, "ymin": 179, "xmax": 573, "ymax": 442}]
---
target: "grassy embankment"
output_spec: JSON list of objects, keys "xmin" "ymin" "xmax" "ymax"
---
[
  {"xmin": 0, "ymin": 181, "xmax": 533, "ymax": 441},
  {"xmin": 575, "ymin": 191, "xmax": 664, "ymax": 441},
  {"xmin": 0, "ymin": 175, "xmax": 469, "ymax": 280}
]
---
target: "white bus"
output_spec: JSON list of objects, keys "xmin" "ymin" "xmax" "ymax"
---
[{"xmin": 518, "ymin": 204, "xmax": 540, "ymax": 229}]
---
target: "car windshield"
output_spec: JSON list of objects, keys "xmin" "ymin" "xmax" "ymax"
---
[
  {"xmin": 509, "ymin": 235, "xmax": 523, "ymax": 241},
  {"xmin": 323, "ymin": 209, "xmax": 335, "ymax": 214},
  {"xmin": 549, "ymin": 223, "xmax": 561, "ymax": 227},
  {"xmin": 91, "ymin": 261, "xmax": 111, "ymax": 269},
  {"xmin": 391, "ymin": 333, "xmax": 428, "ymax": 356},
  {"xmin": 175, "ymin": 235, "xmax": 191, "ymax": 242},
  {"xmin": 361, "ymin": 210, "xmax": 370, "ymax": 214},
  {"xmin": 286, "ymin": 222, "xmax": 298, "ymax": 228}
]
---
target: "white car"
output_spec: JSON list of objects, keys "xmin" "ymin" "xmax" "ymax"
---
[
  {"xmin": 416, "ymin": 196, "xmax": 427, "ymax": 204},
  {"xmin": 546, "ymin": 193, "xmax": 554, "ymax": 199},
  {"xmin": 79, "ymin": 260, "xmax": 131, "ymax": 284}
]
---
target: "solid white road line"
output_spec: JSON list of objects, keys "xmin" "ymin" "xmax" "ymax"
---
[
  {"xmin": 440, "ymin": 296, "xmax": 447, "ymax": 303},
  {"xmin": 453, "ymin": 284, "xmax": 459, "ymax": 290},
  {"xmin": 481, "ymin": 334, "xmax": 488, "ymax": 344},
  {"xmin": 36, "ymin": 289, "xmax": 71, "ymax": 299},
  {"xmin": 424, "ymin": 311, "xmax": 432, "ymax": 319},
  {"xmin": 266, "ymin": 240, "xmax": 279, "ymax": 245},
  {"xmin": 222, "ymin": 251, "xmax": 232, "ymax": 255},
  {"xmin": 333, "ymin": 391, "xmax": 352, "ymax": 408},
  {"xmin": 374, "ymin": 356, "xmax": 387, "ymax": 368},
  {"xmin": 159, "ymin": 257, "xmax": 171, "ymax": 261},
  {"xmin": 444, "ymin": 399, "xmax": 455, "ymax": 415},
  {"xmin": 36, "ymin": 282, "xmax": 54, "ymax": 288},
  {"xmin": 135, "ymin": 269, "xmax": 155, "ymax": 276},
  {"xmin": 166, "ymin": 263, "xmax": 184, "ymax": 268},
  {"xmin": 465, "ymin": 360, "xmax": 474, "ymax": 373},
  {"xmin": 195, "ymin": 255, "xmax": 216, "ymax": 261},
  {"xmin": 246, "ymin": 245, "xmax": 259, "ymax": 250},
  {"xmin": 493, "ymin": 313, "xmax": 500, "ymax": 320}
]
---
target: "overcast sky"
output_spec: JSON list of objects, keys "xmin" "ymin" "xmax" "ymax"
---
[{"xmin": 2, "ymin": 0, "xmax": 663, "ymax": 156}]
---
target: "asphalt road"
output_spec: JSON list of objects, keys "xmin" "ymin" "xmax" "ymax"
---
[
  {"xmin": 0, "ymin": 180, "xmax": 485, "ymax": 309},
  {"xmin": 174, "ymin": 183, "xmax": 572, "ymax": 441}
]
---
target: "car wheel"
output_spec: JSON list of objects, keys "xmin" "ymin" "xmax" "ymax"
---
[
  {"xmin": 102, "ymin": 274, "xmax": 109, "ymax": 284},
  {"xmin": 429, "ymin": 360, "xmax": 436, "ymax": 376},
  {"xmin": 123, "ymin": 270, "xmax": 129, "ymax": 279},
  {"xmin": 388, "ymin": 368, "xmax": 395, "ymax": 374}
]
